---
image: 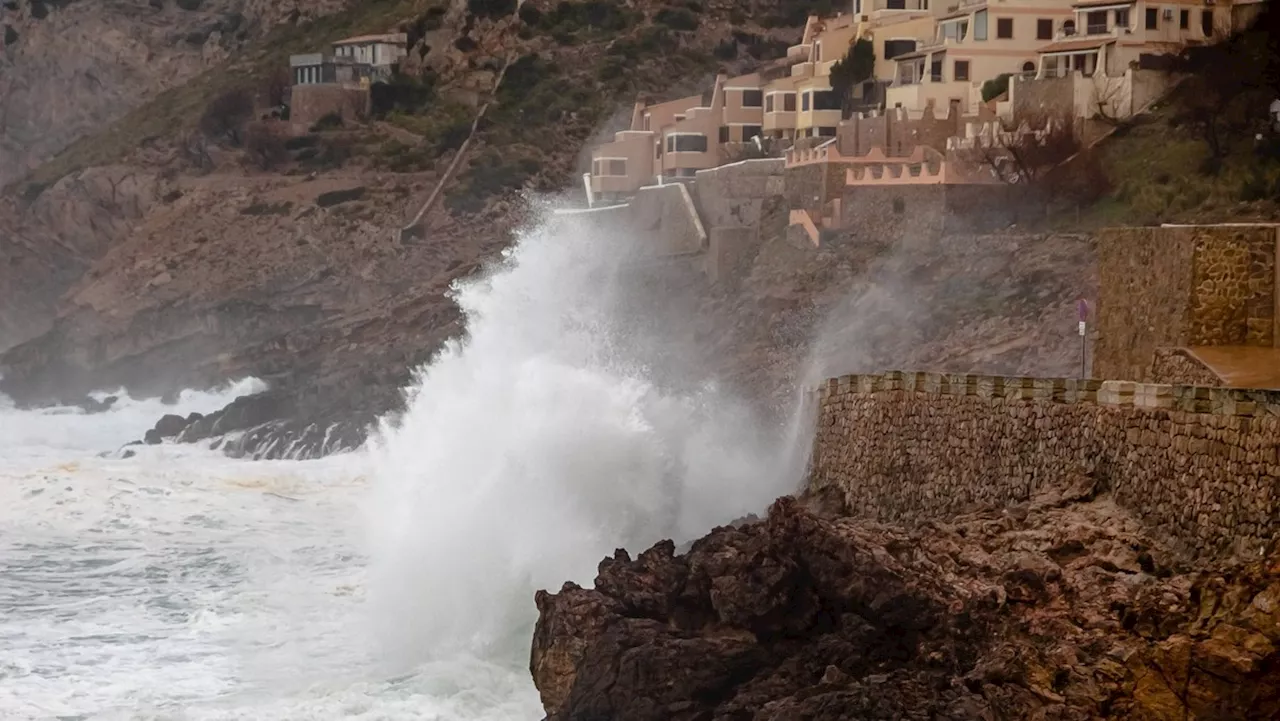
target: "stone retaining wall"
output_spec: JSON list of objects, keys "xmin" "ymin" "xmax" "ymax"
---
[
  {"xmin": 809, "ymin": 370, "xmax": 1280, "ymax": 560},
  {"xmin": 1149, "ymin": 348, "xmax": 1225, "ymax": 387}
]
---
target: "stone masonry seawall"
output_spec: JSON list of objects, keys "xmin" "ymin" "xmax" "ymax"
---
[{"xmin": 810, "ymin": 371, "xmax": 1280, "ymax": 560}]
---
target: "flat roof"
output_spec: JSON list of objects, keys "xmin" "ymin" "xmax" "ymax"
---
[
  {"xmin": 1037, "ymin": 37, "xmax": 1114, "ymax": 53},
  {"xmin": 333, "ymin": 33, "xmax": 408, "ymax": 46}
]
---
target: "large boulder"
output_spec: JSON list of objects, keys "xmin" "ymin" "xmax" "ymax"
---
[{"xmin": 531, "ymin": 496, "xmax": 1280, "ymax": 721}]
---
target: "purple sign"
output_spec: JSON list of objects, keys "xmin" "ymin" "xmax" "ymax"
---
[{"xmin": 1077, "ymin": 299, "xmax": 1089, "ymax": 322}]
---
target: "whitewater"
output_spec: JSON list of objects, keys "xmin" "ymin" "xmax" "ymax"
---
[{"xmin": 0, "ymin": 208, "xmax": 810, "ymax": 719}]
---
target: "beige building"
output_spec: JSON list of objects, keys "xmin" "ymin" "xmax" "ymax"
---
[
  {"xmin": 1036, "ymin": 0, "xmax": 1232, "ymax": 79},
  {"xmin": 887, "ymin": 0, "xmax": 1078, "ymax": 113},
  {"xmin": 590, "ymin": 8, "xmax": 873, "ymax": 199}
]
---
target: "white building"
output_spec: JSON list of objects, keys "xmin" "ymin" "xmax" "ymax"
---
[{"xmin": 331, "ymin": 33, "xmax": 409, "ymax": 69}]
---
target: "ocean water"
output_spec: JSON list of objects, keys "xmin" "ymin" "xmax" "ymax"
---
[{"xmin": 0, "ymin": 208, "xmax": 812, "ymax": 719}]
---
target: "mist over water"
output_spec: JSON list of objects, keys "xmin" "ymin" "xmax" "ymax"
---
[{"xmin": 0, "ymin": 203, "xmax": 814, "ymax": 719}]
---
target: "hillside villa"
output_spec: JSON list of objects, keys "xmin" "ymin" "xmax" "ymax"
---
[
  {"xmin": 589, "ymin": 0, "xmax": 1257, "ymax": 203},
  {"xmin": 288, "ymin": 32, "xmax": 409, "ymax": 128}
]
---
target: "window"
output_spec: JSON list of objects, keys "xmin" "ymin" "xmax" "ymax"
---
[
  {"xmin": 817, "ymin": 126, "xmax": 837, "ymax": 137},
  {"xmin": 1145, "ymin": 7, "xmax": 1158, "ymax": 29},
  {"xmin": 1037, "ymin": 18, "xmax": 1053, "ymax": 39},
  {"xmin": 1086, "ymin": 11, "xmax": 1106, "ymax": 33},
  {"xmin": 784, "ymin": 93, "xmax": 796, "ymax": 111},
  {"xmin": 1201, "ymin": 9, "xmax": 1213, "ymax": 35},
  {"xmin": 884, "ymin": 39, "xmax": 917, "ymax": 59},
  {"xmin": 719, "ymin": 126, "xmax": 730, "ymax": 143},
  {"xmin": 954, "ymin": 60, "xmax": 970, "ymax": 81},
  {"xmin": 607, "ymin": 159, "xmax": 625, "ymax": 176},
  {"xmin": 802, "ymin": 92, "xmax": 810, "ymax": 111},
  {"xmin": 1063, "ymin": 19, "xmax": 1076, "ymax": 35},
  {"xmin": 666, "ymin": 134, "xmax": 708, "ymax": 153},
  {"xmin": 997, "ymin": 18, "xmax": 1013, "ymax": 38},
  {"xmin": 1180, "ymin": 9, "xmax": 1189, "ymax": 29},
  {"xmin": 886, "ymin": 0, "xmax": 905, "ymax": 8},
  {"xmin": 765, "ymin": 95, "xmax": 774, "ymax": 112},
  {"xmin": 930, "ymin": 56, "xmax": 944, "ymax": 82},
  {"xmin": 812, "ymin": 90, "xmax": 840, "ymax": 110},
  {"xmin": 591, "ymin": 159, "xmax": 599, "ymax": 175},
  {"xmin": 1115, "ymin": 8, "xmax": 1129, "ymax": 28},
  {"xmin": 743, "ymin": 125, "xmax": 763, "ymax": 140},
  {"xmin": 1022, "ymin": 61, "xmax": 1036, "ymax": 75},
  {"xmin": 742, "ymin": 89, "xmax": 763, "ymax": 107},
  {"xmin": 643, "ymin": 114, "xmax": 651, "ymax": 131},
  {"xmin": 974, "ymin": 10, "xmax": 988, "ymax": 40},
  {"xmin": 655, "ymin": 142, "xmax": 661, "ymax": 158}
]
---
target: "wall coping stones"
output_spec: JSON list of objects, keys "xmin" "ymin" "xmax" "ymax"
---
[{"xmin": 818, "ymin": 371, "xmax": 1280, "ymax": 417}]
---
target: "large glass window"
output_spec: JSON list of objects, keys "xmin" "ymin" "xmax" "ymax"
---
[
  {"xmin": 954, "ymin": 60, "xmax": 970, "ymax": 81},
  {"xmin": 812, "ymin": 90, "xmax": 841, "ymax": 110},
  {"xmin": 742, "ymin": 89, "xmax": 763, "ymax": 107},
  {"xmin": 1088, "ymin": 10, "xmax": 1108, "ymax": 33},
  {"xmin": 1037, "ymin": 18, "xmax": 1053, "ymax": 39},
  {"xmin": 1145, "ymin": 7, "xmax": 1158, "ymax": 29},
  {"xmin": 743, "ymin": 125, "xmax": 763, "ymax": 140},
  {"xmin": 802, "ymin": 92, "xmax": 811, "ymax": 111},
  {"xmin": 997, "ymin": 17, "xmax": 1014, "ymax": 38},
  {"xmin": 784, "ymin": 93, "xmax": 796, "ymax": 111},
  {"xmin": 974, "ymin": 10, "xmax": 988, "ymax": 40},
  {"xmin": 666, "ymin": 134, "xmax": 708, "ymax": 153},
  {"xmin": 884, "ymin": 39, "xmax": 917, "ymax": 59}
]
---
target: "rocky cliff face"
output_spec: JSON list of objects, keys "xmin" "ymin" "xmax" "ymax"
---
[
  {"xmin": 532, "ymin": 494, "xmax": 1280, "ymax": 720},
  {"xmin": 0, "ymin": 0, "xmax": 348, "ymax": 188}
]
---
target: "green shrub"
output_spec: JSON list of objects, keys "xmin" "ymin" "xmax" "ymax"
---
[
  {"xmin": 240, "ymin": 201, "xmax": 293, "ymax": 215},
  {"xmin": 445, "ymin": 151, "xmax": 542, "ymax": 213},
  {"xmin": 316, "ymin": 187, "xmax": 366, "ymax": 207},
  {"xmin": 713, "ymin": 39, "xmax": 738, "ymax": 60},
  {"xmin": 3, "ymin": 25, "xmax": 17, "ymax": 45},
  {"xmin": 370, "ymin": 71, "xmax": 437, "ymax": 118},
  {"xmin": 517, "ymin": 3, "xmax": 542, "ymax": 25},
  {"xmin": 310, "ymin": 112, "xmax": 344, "ymax": 131},
  {"xmin": 284, "ymin": 135, "xmax": 319, "ymax": 151},
  {"xmin": 655, "ymin": 8, "xmax": 698, "ymax": 31},
  {"xmin": 981, "ymin": 73, "xmax": 1012, "ymax": 103},
  {"xmin": 467, "ymin": 0, "xmax": 516, "ymax": 19}
]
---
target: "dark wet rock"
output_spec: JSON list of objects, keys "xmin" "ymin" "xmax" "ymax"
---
[
  {"xmin": 143, "ymin": 428, "xmax": 162, "ymax": 445},
  {"xmin": 76, "ymin": 395, "xmax": 118, "ymax": 413},
  {"xmin": 121, "ymin": 450, "xmax": 136, "ymax": 459},
  {"xmin": 531, "ymin": 496, "xmax": 1280, "ymax": 721},
  {"xmin": 154, "ymin": 413, "xmax": 187, "ymax": 438}
]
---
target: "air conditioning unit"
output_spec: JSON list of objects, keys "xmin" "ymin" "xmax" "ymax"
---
[{"xmin": 1162, "ymin": 8, "xmax": 1174, "ymax": 19}]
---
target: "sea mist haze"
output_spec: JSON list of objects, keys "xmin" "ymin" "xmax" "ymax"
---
[{"xmin": 0, "ymin": 205, "xmax": 813, "ymax": 719}]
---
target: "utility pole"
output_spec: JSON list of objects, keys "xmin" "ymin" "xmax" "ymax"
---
[{"xmin": 1077, "ymin": 299, "xmax": 1089, "ymax": 378}]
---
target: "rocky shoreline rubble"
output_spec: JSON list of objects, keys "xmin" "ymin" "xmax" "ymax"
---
[{"xmin": 531, "ymin": 493, "xmax": 1280, "ymax": 720}]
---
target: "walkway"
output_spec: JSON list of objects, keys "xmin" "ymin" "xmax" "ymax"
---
[{"xmin": 1186, "ymin": 346, "xmax": 1280, "ymax": 390}]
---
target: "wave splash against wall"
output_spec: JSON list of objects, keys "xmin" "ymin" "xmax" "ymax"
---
[{"xmin": 362, "ymin": 203, "xmax": 813, "ymax": 672}]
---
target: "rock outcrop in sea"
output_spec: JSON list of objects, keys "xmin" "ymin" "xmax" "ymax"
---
[{"xmin": 531, "ymin": 494, "xmax": 1280, "ymax": 720}]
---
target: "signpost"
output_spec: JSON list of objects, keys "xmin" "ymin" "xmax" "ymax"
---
[{"xmin": 1077, "ymin": 299, "xmax": 1089, "ymax": 379}]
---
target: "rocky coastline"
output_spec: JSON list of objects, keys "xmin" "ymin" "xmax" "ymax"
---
[{"xmin": 531, "ymin": 492, "xmax": 1280, "ymax": 720}]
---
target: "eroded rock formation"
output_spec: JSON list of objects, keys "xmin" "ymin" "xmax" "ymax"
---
[{"xmin": 531, "ymin": 494, "xmax": 1280, "ymax": 720}]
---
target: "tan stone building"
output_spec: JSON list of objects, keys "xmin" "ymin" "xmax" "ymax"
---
[
  {"xmin": 887, "ymin": 0, "xmax": 1078, "ymax": 114},
  {"xmin": 589, "ymin": 7, "xmax": 874, "ymax": 199}
]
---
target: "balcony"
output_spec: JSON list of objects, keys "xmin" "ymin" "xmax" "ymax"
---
[
  {"xmin": 1086, "ymin": 23, "xmax": 1110, "ymax": 35},
  {"xmin": 787, "ymin": 44, "xmax": 812, "ymax": 63}
]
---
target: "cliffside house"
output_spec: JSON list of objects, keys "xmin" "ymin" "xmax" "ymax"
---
[
  {"xmin": 589, "ymin": 9, "xmax": 873, "ymax": 200},
  {"xmin": 290, "ymin": 32, "xmax": 408, "ymax": 88},
  {"xmin": 287, "ymin": 32, "xmax": 408, "ymax": 129},
  {"xmin": 886, "ymin": 0, "xmax": 1077, "ymax": 114}
]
